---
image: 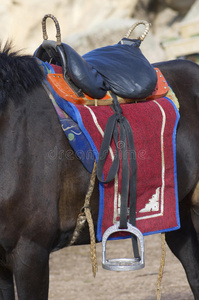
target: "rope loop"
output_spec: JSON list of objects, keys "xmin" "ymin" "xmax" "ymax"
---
[
  {"xmin": 42, "ymin": 14, "xmax": 62, "ymax": 45},
  {"xmin": 124, "ymin": 20, "xmax": 150, "ymax": 41}
]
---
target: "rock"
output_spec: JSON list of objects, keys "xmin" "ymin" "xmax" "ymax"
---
[
  {"xmin": 0, "ymin": 0, "xmax": 138, "ymax": 53},
  {"xmin": 65, "ymin": 18, "xmax": 166, "ymax": 63},
  {"xmin": 0, "ymin": 0, "xmax": 197, "ymax": 63},
  {"xmin": 181, "ymin": 0, "xmax": 199, "ymax": 23},
  {"xmin": 159, "ymin": 0, "xmax": 196, "ymax": 14}
]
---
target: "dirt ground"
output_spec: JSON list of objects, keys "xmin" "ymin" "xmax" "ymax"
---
[{"xmin": 49, "ymin": 234, "xmax": 194, "ymax": 300}]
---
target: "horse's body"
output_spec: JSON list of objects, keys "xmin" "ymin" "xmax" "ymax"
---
[{"xmin": 0, "ymin": 46, "xmax": 198, "ymax": 299}]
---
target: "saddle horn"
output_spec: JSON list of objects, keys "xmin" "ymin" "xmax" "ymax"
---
[
  {"xmin": 124, "ymin": 20, "xmax": 150, "ymax": 41},
  {"xmin": 42, "ymin": 14, "xmax": 62, "ymax": 45}
]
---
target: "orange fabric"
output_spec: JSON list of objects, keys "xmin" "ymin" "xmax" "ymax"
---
[
  {"xmin": 146, "ymin": 68, "xmax": 169, "ymax": 100},
  {"xmin": 47, "ymin": 68, "xmax": 169, "ymax": 105},
  {"xmin": 47, "ymin": 73, "xmax": 112, "ymax": 105}
]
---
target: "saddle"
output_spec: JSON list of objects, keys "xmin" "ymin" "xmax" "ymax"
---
[
  {"xmin": 36, "ymin": 15, "xmax": 171, "ymax": 272},
  {"xmin": 35, "ymin": 16, "xmax": 162, "ymax": 102}
]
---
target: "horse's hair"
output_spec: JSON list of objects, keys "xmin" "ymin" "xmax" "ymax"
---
[{"xmin": 0, "ymin": 42, "xmax": 44, "ymax": 109}]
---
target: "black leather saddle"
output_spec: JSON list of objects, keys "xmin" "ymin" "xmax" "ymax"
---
[{"xmin": 34, "ymin": 16, "xmax": 157, "ymax": 100}]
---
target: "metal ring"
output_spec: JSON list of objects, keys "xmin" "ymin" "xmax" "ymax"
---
[
  {"xmin": 124, "ymin": 20, "xmax": 150, "ymax": 41},
  {"xmin": 42, "ymin": 14, "xmax": 62, "ymax": 45}
]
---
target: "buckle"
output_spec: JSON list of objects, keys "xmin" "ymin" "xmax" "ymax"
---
[{"xmin": 102, "ymin": 222, "xmax": 145, "ymax": 271}]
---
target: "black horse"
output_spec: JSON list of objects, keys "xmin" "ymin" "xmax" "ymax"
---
[{"xmin": 0, "ymin": 44, "xmax": 198, "ymax": 300}]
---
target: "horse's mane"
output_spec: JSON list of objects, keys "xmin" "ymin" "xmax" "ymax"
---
[{"xmin": 0, "ymin": 43, "xmax": 44, "ymax": 109}]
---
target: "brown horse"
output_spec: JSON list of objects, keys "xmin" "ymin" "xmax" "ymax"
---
[{"xmin": 0, "ymin": 45, "xmax": 198, "ymax": 300}]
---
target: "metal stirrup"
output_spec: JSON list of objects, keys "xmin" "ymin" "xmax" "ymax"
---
[{"xmin": 102, "ymin": 222, "xmax": 145, "ymax": 271}]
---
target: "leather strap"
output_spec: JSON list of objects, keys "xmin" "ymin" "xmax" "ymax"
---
[
  {"xmin": 97, "ymin": 93, "xmax": 137, "ymax": 229},
  {"xmin": 97, "ymin": 93, "xmax": 139, "ymax": 257},
  {"xmin": 96, "ymin": 114, "xmax": 120, "ymax": 183}
]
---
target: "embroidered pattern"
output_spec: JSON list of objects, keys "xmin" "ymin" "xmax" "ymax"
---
[{"xmin": 139, "ymin": 187, "xmax": 160, "ymax": 213}]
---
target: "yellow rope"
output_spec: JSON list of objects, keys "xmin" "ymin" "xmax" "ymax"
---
[
  {"xmin": 157, "ymin": 233, "xmax": 166, "ymax": 300},
  {"xmin": 84, "ymin": 207, "xmax": 98, "ymax": 277},
  {"xmin": 83, "ymin": 160, "xmax": 98, "ymax": 277},
  {"xmin": 69, "ymin": 213, "xmax": 87, "ymax": 246},
  {"xmin": 69, "ymin": 160, "xmax": 98, "ymax": 277}
]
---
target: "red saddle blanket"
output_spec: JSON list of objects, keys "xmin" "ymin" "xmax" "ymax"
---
[
  {"xmin": 45, "ymin": 62, "xmax": 180, "ymax": 241},
  {"xmin": 71, "ymin": 98, "xmax": 180, "ymax": 240}
]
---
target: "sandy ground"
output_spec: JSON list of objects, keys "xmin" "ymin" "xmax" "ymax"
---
[{"xmin": 49, "ymin": 234, "xmax": 194, "ymax": 300}]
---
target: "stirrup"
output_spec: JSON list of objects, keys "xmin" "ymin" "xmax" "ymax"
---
[{"xmin": 102, "ymin": 221, "xmax": 145, "ymax": 271}]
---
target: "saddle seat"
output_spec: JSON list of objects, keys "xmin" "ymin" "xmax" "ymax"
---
[{"xmin": 35, "ymin": 38, "xmax": 158, "ymax": 100}]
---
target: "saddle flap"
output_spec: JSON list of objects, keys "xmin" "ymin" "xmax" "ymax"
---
[
  {"xmin": 61, "ymin": 44, "xmax": 107, "ymax": 99},
  {"xmin": 82, "ymin": 38, "xmax": 157, "ymax": 99}
]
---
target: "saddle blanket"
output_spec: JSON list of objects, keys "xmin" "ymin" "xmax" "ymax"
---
[{"xmin": 45, "ymin": 64, "xmax": 180, "ymax": 242}]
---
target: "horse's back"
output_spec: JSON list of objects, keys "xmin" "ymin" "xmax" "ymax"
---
[{"xmin": 155, "ymin": 60, "xmax": 199, "ymax": 200}]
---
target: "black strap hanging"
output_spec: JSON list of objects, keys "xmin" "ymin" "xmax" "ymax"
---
[{"xmin": 97, "ymin": 93, "xmax": 139, "ymax": 256}]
